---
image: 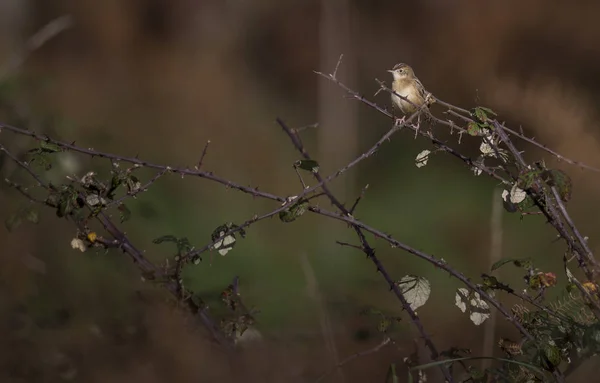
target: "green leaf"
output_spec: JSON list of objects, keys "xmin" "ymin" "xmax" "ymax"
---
[
  {"xmin": 516, "ymin": 195, "xmax": 536, "ymax": 211},
  {"xmin": 513, "ymin": 258, "xmax": 533, "ymax": 269},
  {"xmin": 26, "ymin": 145, "xmax": 55, "ymax": 170},
  {"xmin": 472, "ymin": 106, "xmax": 497, "ymax": 123},
  {"xmin": 57, "ymin": 198, "xmax": 72, "ymax": 217},
  {"xmin": 107, "ymin": 174, "xmax": 125, "ymax": 199},
  {"xmin": 517, "ymin": 168, "xmax": 542, "ymax": 190},
  {"xmin": 279, "ymin": 198, "xmax": 309, "ymax": 223},
  {"xmin": 478, "ymin": 106, "xmax": 497, "ymax": 116},
  {"xmin": 39, "ymin": 141, "xmax": 62, "ymax": 153},
  {"xmin": 566, "ymin": 283, "xmax": 577, "ymax": 293},
  {"xmin": 5, "ymin": 213, "xmax": 22, "ymax": 232},
  {"xmin": 490, "ymin": 258, "xmax": 514, "ymax": 271},
  {"xmin": 473, "ymin": 108, "xmax": 488, "ymax": 122},
  {"xmin": 542, "ymin": 169, "xmax": 572, "ymax": 202},
  {"xmin": 294, "ymin": 159, "xmax": 320, "ymax": 173},
  {"xmin": 481, "ymin": 274, "xmax": 513, "ymax": 293},
  {"xmin": 466, "ymin": 122, "xmax": 481, "ymax": 136}
]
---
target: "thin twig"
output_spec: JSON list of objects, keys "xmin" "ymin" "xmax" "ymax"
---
[
  {"xmin": 1, "ymin": 141, "xmax": 232, "ymax": 349},
  {"xmin": 349, "ymin": 184, "xmax": 368, "ymax": 214},
  {"xmin": 277, "ymin": 118, "xmax": 454, "ymax": 382},
  {"xmin": 335, "ymin": 241, "xmax": 364, "ymax": 251},
  {"xmin": 332, "ymin": 54, "xmax": 344, "ymax": 79},
  {"xmin": 314, "ymin": 337, "xmax": 391, "ymax": 383},
  {"xmin": 196, "ymin": 140, "xmax": 211, "ymax": 170},
  {"xmin": 106, "ymin": 168, "xmax": 169, "ymax": 208}
]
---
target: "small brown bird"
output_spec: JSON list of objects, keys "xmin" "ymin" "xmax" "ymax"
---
[{"xmin": 388, "ymin": 63, "xmax": 431, "ymax": 116}]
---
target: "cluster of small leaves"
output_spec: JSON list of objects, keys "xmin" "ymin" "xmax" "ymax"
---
[
  {"xmin": 467, "ymin": 107, "xmax": 497, "ymax": 137},
  {"xmin": 503, "ymin": 302, "xmax": 591, "ymax": 378},
  {"xmin": 490, "ymin": 257, "xmax": 558, "ymax": 291},
  {"xmin": 10, "ymin": 143, "xmax": 147, "ymax": 226},
  {"xmin": 77, "ymin": 165, "xmax": 141, "ymax": 222},
  {"xmin": 502, "ymin": 164, "xmax": 573, "ymax": 214},
  {"xmin": 46, "ymin": 184, "xmax": 85, "ymax": 220},
  {"xmin": 107, "ymin": 165, "xmax": 142, "ymax": 199},
  {"xmin": 476, "ymin": 256, "xmax": 600, "ymax": 380},
  {"xmin": 414, "ymin": 106, "xmax": 512, "ymax": 173}
]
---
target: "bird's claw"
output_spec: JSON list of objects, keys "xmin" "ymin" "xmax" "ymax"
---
[{"xmin": 394, "ymin": 116, "xmax": 406, "ymax": 127}]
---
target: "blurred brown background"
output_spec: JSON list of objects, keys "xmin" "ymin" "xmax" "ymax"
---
[{"xmin": 1, "ymin": 0, "xmax": 600, "ymax": 382}]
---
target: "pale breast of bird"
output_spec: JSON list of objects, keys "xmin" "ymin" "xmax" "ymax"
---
[{"xmin": 391, "ymin": 80, "xmax": 422, "ymax": 114}]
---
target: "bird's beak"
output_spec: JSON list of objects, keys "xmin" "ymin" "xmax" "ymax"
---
[{"xmin": 387, "ymin": 70, "xmax": 394, "ymax": 73}]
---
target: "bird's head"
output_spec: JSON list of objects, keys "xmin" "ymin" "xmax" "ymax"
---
[{"xmin": 388, "ymin": 63, "xmax": 415, "ymax": 80}]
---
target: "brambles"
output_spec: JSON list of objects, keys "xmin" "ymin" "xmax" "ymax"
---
[{"xmin": 2, "ymin": 59, "xmax": 599, "ymax": 383}]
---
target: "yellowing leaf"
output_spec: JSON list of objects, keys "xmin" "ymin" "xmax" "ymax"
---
[
  {"xmin": 415, "ymin": 150, "xmax": 431, "ymax": 168},
  {"xmin": 70, "ymin": 238, "xmax": 86, "ymax": 252}
]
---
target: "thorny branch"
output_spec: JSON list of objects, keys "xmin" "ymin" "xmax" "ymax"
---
[
  {"xmin": 276, "ymin": 118, "xmax": 455, "ymax": 381},
  {"xmin": 0, "ymin": 141, "xmax": 233, "ymax": 349},
  {"xmin": 2, "ymin": 60, "xmax": 598, "ymax": 381}
]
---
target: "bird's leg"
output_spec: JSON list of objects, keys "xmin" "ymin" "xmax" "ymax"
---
[
  {"xmin": 394, "ymin": 116, "xmax": 406, "ymax": 127},
  {"xmin": 389, "ymin": 116, "xmax": 405, "ymax": 142},
  {"xmin": 414, "ymin": 113, "xmax": 421, "ymax": 139}
]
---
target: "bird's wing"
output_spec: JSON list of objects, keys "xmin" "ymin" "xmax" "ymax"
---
[{"xmin": 414, "ymin": 77, "xmax": 430, "ymax": 99}]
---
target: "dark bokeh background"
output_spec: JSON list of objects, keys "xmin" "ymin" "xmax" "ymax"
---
[{"xmin": 1, "ymin": 1, "xmax": 600, "ymax": 382}]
